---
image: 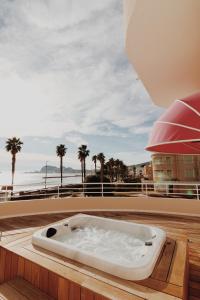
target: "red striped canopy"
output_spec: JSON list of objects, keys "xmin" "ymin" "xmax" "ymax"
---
[{"xmin": 146, "ymin": 93, "xmax": 200, "ymax": 154}]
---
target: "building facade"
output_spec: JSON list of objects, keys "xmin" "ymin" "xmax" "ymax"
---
[
  {"xmin": 152, "ymin": 154, "xmax": 200, "ymax": 182},
  {"xmin": 128, "ymin": 162, "xmax": 153, "ymax": 180}
]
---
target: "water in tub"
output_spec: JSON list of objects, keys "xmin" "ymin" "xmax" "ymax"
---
[{"xmin": 51, "ymin": 225, "xmax": 148, "ymax": 266}]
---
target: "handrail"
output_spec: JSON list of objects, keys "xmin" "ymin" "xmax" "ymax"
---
[{"xmin": 0, "ymin": 181, "xmax": 199, "ymax": 201}]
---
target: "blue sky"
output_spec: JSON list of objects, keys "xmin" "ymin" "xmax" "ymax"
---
[{"xmin": 0, "ymin": 0, "xmax": 163, "ymax": 171}]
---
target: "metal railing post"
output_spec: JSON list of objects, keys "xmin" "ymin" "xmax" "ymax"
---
[
  {"xmin": 5, "ymin": 186, "xmax": 7, "ymax": 202},
  {"xmin": 82, "ymin": 183, "xmax": 85, "ymax": 196},
  {"xmin": 145, "ymin": 183, "xmax": 148, "ymax": 196},
  {"xmin": 57, "ymin": 186, "xmax": 60, "ymax": 198},
  {"xmin": 196, "ymin": 184, "xmax": 199, "ymax": 200},
  {"xmin": 101, "ymin": 183, "xmax": 103, "ymax": 197},
  {"xmin": 166, "ymin": 183, "xmax": 168, "ymax": 197}
]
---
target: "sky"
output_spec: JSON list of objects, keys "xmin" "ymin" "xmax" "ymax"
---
[{"xmin": 0, "ymin": 0, "xmax": 164, "ymax": 171}]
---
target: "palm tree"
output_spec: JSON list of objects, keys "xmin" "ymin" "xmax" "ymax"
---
[
  {"xmin": 92, "ymin": 155, "xmax": 97, "ymax": 174},
  {"xmin": 133, "ymin": 165, "xmax": 136, "ymax": 179},
  {"xmin": 78, "ymin": 145, "xmax": 90, "ymax": 182},
  {"xmin": 114, "ymin": 159, "xmax": 120, "ymax": 181},
  {"xmin": 78, "ymin": 149, "xmax": 84, "ymax": 183},
  {"xmin": 97, "ymin": 153, "xmax": 105, "ymax": 182},
  {"xmin": 56, "ymin": 144, "xmax": 67, "ymax": 187},
  {"xmin": 118, "ymin": 160, "xmax": 127, "ymax": 181},
  {"xmin": 107, "ymin": 158, "xmax": 115, "ymax": 182},
  {"xmin": 5, "ymin": 137, "xmax": 23, "ymax": 187}
]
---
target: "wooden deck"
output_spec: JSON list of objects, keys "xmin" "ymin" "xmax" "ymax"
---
[
  {"xmin": 0, "ymin": 211, "xmax": 199, "ymax": 299},
  {"xmin": 0, "ymin": 278, "xmax": 54, "ymax": 300}
]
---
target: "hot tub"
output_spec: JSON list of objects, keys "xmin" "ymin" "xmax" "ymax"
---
[{"xmin": 32, "ymin": 214, "xmax": 166, "ymax": 280}]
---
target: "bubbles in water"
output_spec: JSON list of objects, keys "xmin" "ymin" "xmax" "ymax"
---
[{"xmin": 54, "ymin": 225, "xmax": 148, "ymax": 266}]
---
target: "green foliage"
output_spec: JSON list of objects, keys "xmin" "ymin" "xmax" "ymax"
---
[
  {"xmin": 78, "ymin": 145, "xmax": 90, "ymax": 183},
  {"xmin": 84, "ymin": 174, "xmax": 112, "ymax": 196},
  {"xmin": 56, "ymin": 144, "xmax": 67, "ymax": 157},
  {"xmin": 5, "ymin": 137, "xmax": 23, "ymax": 155},
  {"xmin": 5, "ymin": 137, "xmax": 23, "ymax": 187}
]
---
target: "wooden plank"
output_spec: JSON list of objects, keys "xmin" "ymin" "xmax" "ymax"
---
[
  {"xmin": 6, "ymin": 241, "xmax": 182, "ymax": 300},
  {"xmin": 39, "ymin": 267, "xmax": 49, "ymax": 294},
  {"xmin": 81, "ymin": 287, "xmax": 94, "ymax": 300},
  {"xmin": 24, "ymin": 259, "xmax": 32, "ymax": 283},
  {"xmin": 3, "ymin": 234, "xmax": 32, "ymax": 249},
  {"xmin": 0, "ymin": 248, "xmax": 6, "ymax": 283},
  {"xmin": 189, "ymin": 296, "xmax": 200, "ymax": 300},
  {"xmin": 8, "ymin": 277, "xmax": 54, "ymax": 300},
  {"xmin": 189, "ymin": 281, "xmax": 200, "ymax": 291},
  {"xmin": 0, "ymin": 232, "xmax": 32, "ymax": 247},
  {"xmin": 4, "ymin": 250, "xmax": 12, "ymax": 281},
  {"xmin": 189, "ymin": 286, "xmax": 200, "ymax": 299},
  {"xmin": 168, "ymin": 240, "xmax": 187, "ymax": 286},
  {"xmin": 138, "ymin": 277, "xmax": 182, "ymax": 298},
  {"xmin": 0, "ymin": 282, "xmax": 27, "ymax": 300},
  {"xmin": 151, "ymin": 238, "xmax": 176, "ymax": 281},
  {"xmin": 48, "ymin": 270, "xmax": 58, "ymax": 299},
  {"xmin": 26, "ymin": 240, "xmax": 183, "ymax": 298},
  {"xmin": 31, "ymin": 262, "xmax": 40, "ymax": 289},
  {"xmin": 69, "ymin": 282, "xmax": 81, "ymax": 300},
  {"xmin": 58, "ymin": 277, "xmax": 70, "ymax": 300},
  {"xmin": 94, "ymin": 295, "xmax": 109, "ymax": 300},
  {"xmin": 10, "ymin": 253, "xmax": 18, "ymax": 279},
  {"xmin": 17, "ymin": 256, "xmax": 25, "ymax": 277}
]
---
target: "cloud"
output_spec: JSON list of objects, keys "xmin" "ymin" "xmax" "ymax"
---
[
  {"xmin": 0, "ymin": 0, "xmax": 164, "ymax": 169},
  {"xmin": 110, "ymin": 151, "xmax": 152, "ymax": 165},
  {"xmin": 65, "ymin": 133, "xmax": 88, "ymax": 146}
]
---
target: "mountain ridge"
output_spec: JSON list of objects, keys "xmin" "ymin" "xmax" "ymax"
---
[{"xmin": 40, "ymin": 165, "xmax": 81, "ymax": 174}]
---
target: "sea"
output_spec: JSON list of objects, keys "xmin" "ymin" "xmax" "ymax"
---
[{"xmin": 0, "ymin": 171, "xmax": 82, "ymax": 192}]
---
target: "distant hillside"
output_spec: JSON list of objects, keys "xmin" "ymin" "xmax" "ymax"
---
[{"xmin": 40, "ymin": 165, "xmax": 81, "ymax": 174}]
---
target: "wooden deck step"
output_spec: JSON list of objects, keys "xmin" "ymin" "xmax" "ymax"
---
[
  {"xmin": 189, "ymin": 280, "xmax": 200, "ymax": 299},
  {"xmin": 0, "ymin": 277, "xmax": 53, "ymax": 300},
  {"xmin": 189, "ymin": 297, "xmax": 200, "ymax": 300}
]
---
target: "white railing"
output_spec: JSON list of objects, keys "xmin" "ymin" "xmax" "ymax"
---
[{"xmin": 0, "ymin": 181, "xmax": 199, "ymax": 201}]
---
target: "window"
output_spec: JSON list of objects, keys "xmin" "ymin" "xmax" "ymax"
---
[
  {"xmin": 166, "ymin": 157, "xmax": 172, "ymax": 164},
  {"xmin": 184, "ymin": 169, "xmax": 195, "ymax": 178},
  {"xmin": 153, "ymin": 157, "xmax": 163, "ymax": 165},
  {"xmin": 182, "ymin": 156, "xmax": 194, "ymax": 163},
  {"xmin": 166, "ymin": 170, "xmax": 172, "ymax": 179}
]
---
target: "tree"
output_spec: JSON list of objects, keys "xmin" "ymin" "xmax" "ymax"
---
[
  {"xmin": 92, "ymin": 155, "xmax": 97, "ymax": 174},
  {"xmin": 78, "ymin": 145, "xmax": 90, "ymax": 182},
  {"xmin": 106, "ymin": 158, "xmax": 115, "ymax": 182},
  {"xmin": 5, "ymin": 137, "xmax": 23, "ymax": 187},
  {"xmin": 114, "ymin": 159, "xmax": 121, "ymax": 181},
  {"xmin": 84, "ymin": 174, "xmax": 111, "ymax": 196},
  {"xmin": 56, "ymin": 144, "xmax": 67, "ymax": 187},
  {"xmin": 133, "ymin": 165, "xmax": 136, "ymax": 179},
  {"xmin": 97, "ymin": 153, "xmax": 105, "ymax": 182},
  {"xmin": 118, "ymin": 160, "xmax": 128, "ymax": 181}
]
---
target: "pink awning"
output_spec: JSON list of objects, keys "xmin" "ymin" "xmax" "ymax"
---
[{"xmin": 146, "ymin": 93, "xmax": 200, "ymax": 154}]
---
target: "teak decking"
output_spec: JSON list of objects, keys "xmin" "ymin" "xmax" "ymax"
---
[{"xmin": 0, "ymin": 211, "xmax": 199, "ymax": 299}]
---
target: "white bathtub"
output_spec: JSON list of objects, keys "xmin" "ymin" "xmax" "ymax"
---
[{"xmin": 32, "ymin": 214, "xmax": 166, "ymax": 280}]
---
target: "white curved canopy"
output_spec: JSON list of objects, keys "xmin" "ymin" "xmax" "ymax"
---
[{"xmin": 123, "ymin": 0, "xmax": 200, "ymax": 107}]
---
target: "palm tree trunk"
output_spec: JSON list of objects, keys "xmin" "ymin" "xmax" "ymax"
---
[
  {"xmin": 60, "ymin": 156, "xmax": 63, "ymax": 187},
  {"xmin": 94, "ymin": 162, "xmax": 96, "ymax": 174},
  {"xmin": 83, "ymin": 158, "xmax": 86, "ymax": 182},
  {"xmin": 81, "ymin": 161, "xmax": 83, "ymax": 183},
  {"xmin": 11, "ymin": 154, "xmax": 16, "ymax": 187},
  {"xmin": 101, "ymin": 162, "xmax": 104, "ymax": 183}
]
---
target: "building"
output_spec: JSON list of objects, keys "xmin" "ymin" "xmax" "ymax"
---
[
  {"xmin": 152, "ymin": 153, "xmax": 200, "ymax": 182},
  {"xmin": 128, "ymin": 161, "xmax": 153, "ymax": 180}
]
